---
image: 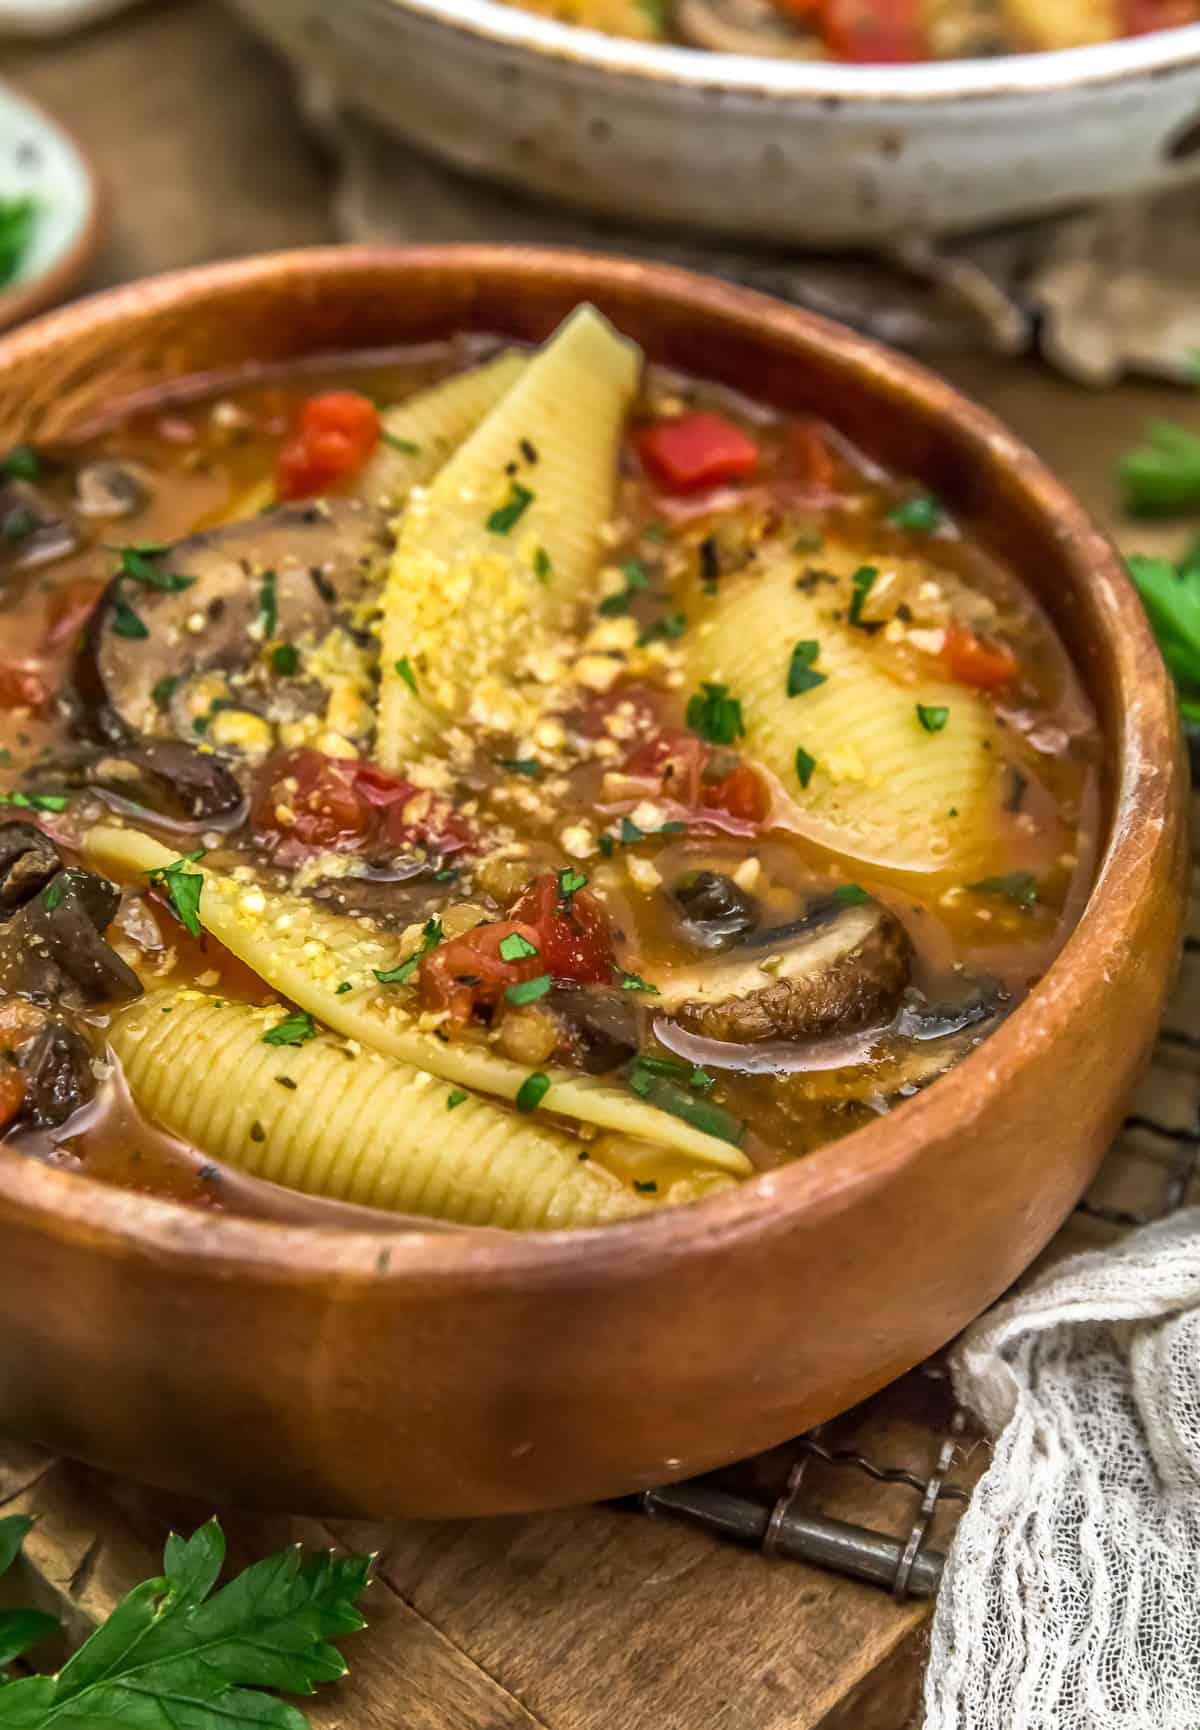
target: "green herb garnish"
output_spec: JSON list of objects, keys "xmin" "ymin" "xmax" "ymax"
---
[
  {"xmin": 620, "ymin": 815, "xmax": 645, "ymax": 844},
  {"xmin": 1126, "ymin": 550, "xmax": 1200, "ymax": 718},
  {"xmin": 0, "ymin": 1511, "xmax": 369, "ymax": 1727},
  {"xmin": 515, "ymin": 1070, "xmax": 551, "ymax": 1113},
  {"xmin": 628, "ymin": 1061, "xmax": 743, "ymax": 1145},
  {"xmin": 795, "ymin": 745, "xmax": 816, "ymax": 788},
  {"xmin": 151, "ymin": 675, "xmax": 179, "ymax": 709},
  {"xmin": 0, "ymin": 790, "xmax": 69, "ymax": 813},
  {"xmin": 558, "ymin": 867, "xmax": 588, "ymax": 899},
  {"xmin": 262, "ymin": 1009, "xmax": 317, "ymax": 1046},
  {"xmin": 633, "ymin": 1179, "xmax": 658, "ymax": 1194},
  {"xmin": 271, "ymin": 643, "xmax": 300, "ymax": 676},
  {"xmin": 505, "ymin": 974, "xmax": 552, "ymax": 1006},
  {"xmin": 598, "ymin": 834, "xmax": 615, "ymax": 858},
  {"xmin": 533, "ymin": 545, "xmax": 553, "ymax": 583},
  {"xmin": 832, "ymin": 883, "xmax": 869, "ymax": 906},
  {"xmin": 616, "ymin": 970, "xmax": 659, "ymax": 994},
  {"xmin": 598, "ymin": 557, "xmax": 653, "ymax": 616},
  {"xmin": 787, "ymin": 640, "xmax": 826, "ymax": 697},
  {"xmin": 847, "ymin": 565, "xmax": 878, "ymax": 628},
  {"xmin": 114, "ymin": 543, "xmax": 195, "ymax": 592},
  {"xmin": 887, "ymin": 494, "xmax": 943, "ymax": 534},
  {"xmin": 1120, "ymin": 422, "xmax": 1200, "ymax": 517},
  {"xmin": 497, "ymin": 756, "xmax": 539, "ymax": 777},
  {"xmin": 374, "ymin": 915, "xmax": 443, "ymax": 985},
  {"xmin": 639, "ymin": 611, "xmax": 688, "ymax": 645},
  {"xmin": 258, "ymin": 569, "xmax": 277, "ymax": 638},
  {"xmin": 487, "ymin": 481, "xmax": 535, "ymax": 534},
  {"xmin": 110, "ymin": 593, "xmax": 149, "ymax": 640},
  {"xmin": 393, "ymin": 655, "xmax": 419, "ymax": 695},
  {"xmin": 335, "ymin": 981, "xmax": 353, "ymax": 994},
  {"xmin": 143, "ymin": 849, "xmax": 206, "ymax": 937},
  {"xmin": 499, "ymin": 931, "xmax": 539, "ymax": 962},
  {"xmin": 968, "ymin": 871, "xmax": 1039, "ymax": 909},
  {"xmin": 447, "ymin": 1089, "xmax": 468, "ymax": 1110},
  {"xmin": 628, "ymin": 1053, "xmax": 713, "ymax": 1091},
  {"xmin": 686, "ymin": 681, "xmax": 744, "ymax": 745},
  {"xmin": 916, "ymin": 703, "xmax": 949, "ymax": 732},
  {"xmin": 0, "ymin": 444, "xmax": 39, "ymax": 483},
  {"xmin": 381, "ymin": 431, "xmax": 420, "ymax": 454},
  {"xmin": 41, "ymin": 878, "xmax": 65, "ymax": 912}
]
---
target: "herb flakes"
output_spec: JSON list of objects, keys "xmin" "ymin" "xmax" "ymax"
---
[
  {"xmin": 393, "ymin": 654, "xmax": 419, "ymax": 695},
  {"xmin": 374, "ymin": 915, "xmax": 443, "ymax": 985},
  {"xmin": 795, "ymin": 745, "xmax": 817, "ymax": 788},
  {"xmin": 687, "ymin": 680, "xmax": 744, "ymax": 745},
  {"xmin": 505, "ymin": 974, "xmax": 552, "ymax": 1006},
  {"xmin": 888, "ymin": 494, "xmax": 943, "ymax": 534},
  {"xmin": 262, "ymin": 1009, "xmax": 317, "ymax": 1047},
  {"xmin": 499, "ymin": 931, "xmax": 539, "ymax": 962},
  {"xmin": 969, "ymin": 871, "xmax": 1039, "ymax": 909},
  {"xmin": 916, "ymin": 703, "xmax": 950, "ymax": 733},
  {"xmin": 487, "ymin": 480, "xmax": 535, "ymax": 534},
  {"xmin": 515, "ymin": 1070, "xmax": 551, "ymax": 1113},
  {"xmin": 144, "ymin": 849, "xmax": 206, "ymax": 938},
  {"xmin": 787, "ymin": 639, "xmax": 826, "ymax": 697}
]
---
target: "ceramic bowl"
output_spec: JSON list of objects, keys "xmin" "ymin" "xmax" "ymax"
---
[
  {"xmin": 227, "ymin": 0, "xmax": 1200, "ymax": 245},
  {"xmin": 0, "ymin": 247, "xmax": 1185, "ymax": 1517}
]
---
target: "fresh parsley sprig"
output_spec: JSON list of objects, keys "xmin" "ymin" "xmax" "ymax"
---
[
  {"xmin": 144, "ymin": 850, "xmax": 206, "ymax": 938},
  {"xmin": 0, "ymin": 1512, "xmax": 370, "ymax": 1728},
  {"xmin": 1119, "ymin": 422, "xmax": 1200, "ymax": 518},
  {"xmin": 1126, "ymin": 548, "xmax": 1200, "ymax": 722}
]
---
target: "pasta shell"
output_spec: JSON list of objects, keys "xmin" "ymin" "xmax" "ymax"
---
[
  {"xmin": 110, "ymin": 989, "xmax": 661, "ymax": 1228},
  {"xmin": 84, "ymin": 825, "xmax": 752, "ymax": 1176},
  {"xmin": 377, "ymin": 305, "xmax": 642, "ymax": 766},
  {"xmin": 685, "ymin": 541, "xmax": 1001, "ymax": 876},
  {"xmin": 362, "ymin": 351, "xmax": 527, "ymax": 509}
]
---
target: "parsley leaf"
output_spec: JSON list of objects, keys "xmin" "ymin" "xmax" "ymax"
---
[
  {"xmin": 152, "ymin": 675, "xmax": 180, "ymax": 709},
  {"xmin": 1120, "ymin": 421, "xmax": 1200, "ymax": 517},
  {"xmin": 262, "ymin": 1008, "xmax": 317, "ymax": 1046},
  {"xmin": 627, "ymin": 1058, "xmax": 742, "ymax": 1144},
  {"xmin": 110, "ymin": 593, "xmax": 149, "ymax": 640},
  {"xmin": 795, "ymin": 745, "xmax": 816, "ymax": 788},
  {"xmin": 393, "ymin": 655, "xmax": 419, "ymax": 695},
  {"xmin": 1126, "ymin": 551, "xmax": 1200, "ymax": 712},
  {"xmin": 686, "ymin": 681, "xmax": 744, "ymax": 745},
  {"xmin": 639, "ymin": 611, "xmax": 688, "ymax": 645},
  {"xmin": 144, "ymin": 850, "xmax": 206, "ymax": 937},
  {"xmin": 505, "ymin": 974, "xmax": 551, "ymax": 1006},
  {"xmin": 381, "ymin": 431, "xmax": 420, "ymax": 454},
  {"xmin": 487, "ymin": 481, "xmax": 534, "ymax": 534},
  {"xmin": 615, "ymin": 969, "xmax": 659, "ymax": 994},
  {"xmin": 41, "ymin": 878, "xmax": 65, "ymax": 912},
  {"xmin": 447, "ymin": 1089, "xmax": 468, "ymax": 1110},
  {"xmin": 832, "ymin": 883, "xmax": 869, "ymax": 906},
  {"xmin": 0, "ymin": 445, "xmax": 39, "ymax": 483},
  {"xmin": 916, "ymin": 703, "xmax": 949, "ymax": 732},
  {"xmin": 271, "ymin": 643, "xmax": 300, "ymax": 676},
  {"xmin": 887, "ymin": 494, "xmax": 942, "ymax": 534},
  {"xmin": 533, "ymin": 545, "xmax": 553, "ymax": 583},
  {"xmin": 374, "ymin": 916, "xmax": 443, "ymax": 985},
  {"xmin": 557, "ymin": 867, "xmax": 588, "ymax": 899},
  {"xmin": 0, "ymin": 1515, "xmax": 58, "ymax": 1673},
  {"xmin": 0, "ymin": 1514, "xmax": 369, "ymax": 1727},
  {"xmin": 496, "ymin": 756, "xmax": 539, "ymax": 778},
  {"xmin": 847, "ymin": 565, "xmax": 878, "ymax": 628},
  {"xmin": 515, "ymin": 1070, "xmax": 551, "ymax": 1113},
  {"xmin": 259, "ymin": 569, "xmax": 277, "ymax": 638},
  {"xmin": 598, "ymin": 557, "xmax": 653, "ymax": 617},
  {"xmin": 787, "ymin": 640, "xmax": 826, "ymax": 697},
  {"xmin": 0, "ymin": 790, "xmax": 69, "ymax": 813},
  {"xmin": 114, "ymin": 543, "xmax": 195, "ymax": 592},
  {"xmin": 969, "ymin": 871, "xmax": 1039, "ymax": 909},
  {"xmin": 499, "ymin": 931, "xmax": 539, "ymax": 962}
]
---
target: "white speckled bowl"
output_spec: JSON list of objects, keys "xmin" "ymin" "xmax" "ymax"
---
[
  {"xmin": 226, "ymin": 0, "xmax": 1200, "ymax": 245},
  {"xmin": 0, "ymin": 80, "xmax": 101, "ymax": 330}
]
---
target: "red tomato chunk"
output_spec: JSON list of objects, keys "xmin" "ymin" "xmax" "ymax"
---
[
  {"xmin": 636, "ymin": 413, "xmax": 759, "ymax": 494},
  {"xmin": 274, "ymin": 392, "xmax": 380, "ymax": 501}
]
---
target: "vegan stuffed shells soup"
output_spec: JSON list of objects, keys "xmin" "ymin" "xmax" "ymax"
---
[{"xmin": 0, "ymin": 250, "xmax": 1182, "ymax": 1515}]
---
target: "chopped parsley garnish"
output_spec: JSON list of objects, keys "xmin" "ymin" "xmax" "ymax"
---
[
  {"xmin": 847, "ymin": 565, "xmax": 878, "ymax": 628},
  {"xmin": 795, "ymin": 745, "xmax": 816, "ymax": 788},
  {"xmin": 393, "ymin": 655, "xmax": 419, "ymax": 695},
  {"xmin": 598, "ymin": 834, "xmax": 615, "ymax": 858},
  {"xmin": 262, "ymin": 1009, "xmax": 317, "ymax": 1047},
  {"xmin": 335, "ymin": 981, "xmax": 353, "ymax": 994},
  {"xmin": 114, "ymin": 543, "xmax": 195, "ymax": 592},
  {"xmin": 639, "ymin": 611, "xmax": 688, "ymax": 645},
  {"xmin": 381, "ymin": 431, "xmax": 420, "ymax": 454},
  {"xmin": 616, "ymin": 970, "xmax": 659, "ymax": 994},
  {"xmin": 787, "ymin": 640, "xmax": 826, "ymax": 697},
  {"xmin": 41, "ymin": 878, "xmax": 66, "ymax": 911},
  {"xmin": 0, "ymin": 790, "xmax": 69, "ymax": 813},
  {"xmin": 144, "ymin": 849, "xmax": 206, "ymax": 938},
  {"xmin": 110, "ymin": 593, "xmax": 149, "ymax": 640},
  {"xmin": 598, "ymin": 557, "xmax": 653, "ymax": 616},
  {"xmin": 620, "ymin": 815, "xmax": 645, "ymax": 845},
  {"xmin": 515, "ymin": 1070, "xmax": 551, "ymax": 1113},
  {"xmin": 1119, "ymin": 421, "xmax": 1200, "ymax": 517},
  {"xmin": 832, "ymin": 883, "xmax": 869, "ymax": 906},
  {"xmin": 271, "ymin": 643, "xmax": 299, "ymax": 676},
  {"xmin": 499, "ymin": 931, "xmax": 539, "ymax": 962},
  {"xmin": 0, "ymin": 444, "xmax": 39, "ymax": 482},
  {"xmin": 533, "ymin": 545, "xmax": 553, "ymax": 583},
  {"xmin": 1126, "ymin": 550, "xmax": 1200, "ymax": 718},
  {"xmin": 888, "ymin": 494, "xmax": 943, "ymax": 534},
  {"xmin": 258, "ymin": 569, "xmax": 277, "ymax": 638},
  {"xmin": 686, "ymin": 681, "xmax": 744, "ymax": 745},
  {"xmin": 374, "ymin": 915, "xmax": 443, "ymax": 985},
  {"xmin": 447, "ymin": 1089, "xmax": 468, "ymax": 1110},
  {"xmin": 497, "ymin": 756, "xmax": 540, "ymax": 778},
  {"xmin": 558, "ymin": 867, "xmax": 588, "ymax": 900},
  {"xmin": 487, "ymin": 480, "xmax": 535, "ymax": 534},
  {"xmin": 629, "ymin": 1053, "xmax": 713, "ymax": 1092},
  {"xmin": 151, "ymin": 675, "xmax": 179, "ymax": 709},
  {"xmin": 633, "ymin": 1179, "xmax": 658, "ymax": 1194},
  {"xmin": 434, "ymin": 867, "xmax": 459, "ymax": 883},
  {"xmin": 628, "ymin": 1058, "xmax": 742, "ymax": 1144},
  {"xmin": 969, "ymin": 871, "xmax": 1039, "ymax": 909},
  {"xmin": 916, "ymin": 703, "xmax": 949, "ymax": 733},
  {"xmin": 505, "ymin": 974, "xmax": 552, "ymax": 1006}
]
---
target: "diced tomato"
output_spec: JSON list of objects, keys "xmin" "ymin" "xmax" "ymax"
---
[
  {"xmin": 702, "ymin": 761, "xmax": 770, "ymax": 824},
  {"xmin": 942, "ymin": 621, "xmax": 1020, "ymax": 692},
  {"xmin": 511, "ymin": 874, "xmax": 615, "ymax": 984},
  {"xmin": 814, "ymin": 0, "xmax": 925, "ymax": 61},
  {"xmin": 44, "ymin": 578, "xmax": 105, "ymax": 650},
  {"xmin": 636, "ymin": 413, "xmax": 759, "ymax": 495},
  {"xmin": 274, "ymin": 391, "xmax": 380, "ymax": 501},
  {"xmin": 0, "ymin": 662, "xmax": 47, "ymax": 711},
  {"xmin": 0, "ymin": 1067, "xmax": 24, "ymax": 1135},
  {"xmin": 624, "ymin": 728, "xmax": 769, "ymax": 827},
  {"xmin": 785, "ymin": 417, "xmax": 840, "ymax": 494},
  {"xmin": 348, "ymin": 762, "xmax": 474, "ymax": 857},
  {"xmin": 1123, "ymin": 0, "xmax": 1196, "ymax": 32},
  {"xmin": 419, "ymin": 918, "xmax": 543, "ymax": 1027},
  {"xmin": 250, "ymin": 748, "xmax": 372, "ymax": 851}
]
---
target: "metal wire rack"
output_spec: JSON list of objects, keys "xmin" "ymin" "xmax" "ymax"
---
[{"xmin": 636, "ymin": 878, "xmax": 1200, "ymax": 1600}]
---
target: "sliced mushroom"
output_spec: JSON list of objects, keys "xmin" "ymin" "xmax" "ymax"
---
[
  {"xmin": 301, "ymin": 857, "xmax": 458, "ymax": 928},
  {"xmin": 41, "ymin": 737, "xmax": 245, "ymax": 828},
  {"xmin": 0, "ymin": 822, "xmax": 62, "ymax": 914},
  {"xmin": 72, "ymin": 459, "xmax": 148, "ymax": 520},
  {"xmin": 0, "ymin": 479, "xmax": 77, "ymax": 570},
  {"xmin": 672, "ymin": 869, "xmax": 759, "ymax": 951},
  {"xmin": 544, "ymin": 984, "xmax": 641, "ymax": 1074},
  {"xmin": 76, "ymin": 498, "xmax": 386, "ymax": 740},
  {"xmin": 656, "ymin": 886, "xmax": 912, "ymax": 1044},
  {"xmin": 0, "ymin": 866, "xmax": 143, "ymax": 1005},
  {"xmin": 18, "ymin": 1021, "xmax": 96, "ymax": 1128},
  {"xmin": 675, "ymin": 0, "xmax": 825, "ymax": 55}
]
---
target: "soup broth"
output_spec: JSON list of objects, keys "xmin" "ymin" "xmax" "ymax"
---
[{"xmin": 0, "ymin": 309, "xmax": 1100, "ymax": 1227}]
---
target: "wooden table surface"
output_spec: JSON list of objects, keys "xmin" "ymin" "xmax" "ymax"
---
[{"xmin": 2, "ymin": 5, "xmax": 1197, "ymax": 1727}]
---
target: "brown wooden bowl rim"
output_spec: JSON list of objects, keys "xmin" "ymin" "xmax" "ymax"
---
[{"xmin": 0, "ymin": 244, "xmax": 1177, "ymax": 1291}]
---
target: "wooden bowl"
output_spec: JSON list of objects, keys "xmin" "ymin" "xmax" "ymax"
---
[{"xmin": 0, "ymin": 248, "xmax": 1185, "ymax": 1517}]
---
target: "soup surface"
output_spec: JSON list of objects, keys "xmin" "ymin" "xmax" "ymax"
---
[
  {"xmin": 0, "ymin": 307, "xmax": 1100, "ymax": 1228},
  {"xmin": 503, "ymin": 0, "xmax": 1198, "ymax": 60}
]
